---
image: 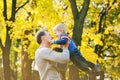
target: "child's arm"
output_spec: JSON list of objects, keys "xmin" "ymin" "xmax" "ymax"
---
[{"xmin": 53, "ymin": 37, "xmax": 69, "ymax": 45}]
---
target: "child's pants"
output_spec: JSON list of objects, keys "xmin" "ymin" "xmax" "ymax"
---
[{"xmin": 70, "ymin": 49, "xmax": 95, "ymax": 73}]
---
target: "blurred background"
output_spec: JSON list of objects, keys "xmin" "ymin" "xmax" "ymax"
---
[{"xmin": 0, "ymin": 0, "xmax": 120, "ymax": 80}]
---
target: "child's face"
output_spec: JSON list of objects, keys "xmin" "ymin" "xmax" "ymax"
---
[{"xmin": 54, "ymin": 30, "xmax": 62, "ymax": 37}]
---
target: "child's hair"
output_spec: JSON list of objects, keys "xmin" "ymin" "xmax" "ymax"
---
[{"xmin": 53, "ymin": 23, "xmax": 66, "ymax": 32}]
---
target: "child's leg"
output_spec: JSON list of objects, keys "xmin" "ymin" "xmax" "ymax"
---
[
  {"xmin": 86, "ymin": 60, "xmax": 95, "ymax": 69},
  {"xmin": 70, "ymin": 51, "xmax": 91, "ymax": 73},
  {"xmin": 76, "ymin": 50, "xmax": 101, "ymax": 74},
  {"xmin": 77, "ymin": 50, "xmax": 95, "ymax": 69}
]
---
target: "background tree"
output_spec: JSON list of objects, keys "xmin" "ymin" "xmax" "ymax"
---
[
  {"xmin": 68, "ymin": 0, "xmax": 90, "ymax": 80},
  {"xmin": 0, "ymin": 0, "xmax": 29, "ymax": 80}
]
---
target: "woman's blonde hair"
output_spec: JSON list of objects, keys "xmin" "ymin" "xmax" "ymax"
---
[{"xmin": 53, "ymin": 23, "xmax": 66, "ymax": 32}]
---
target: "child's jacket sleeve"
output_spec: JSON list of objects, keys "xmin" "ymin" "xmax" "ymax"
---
[{"xmin": 53, "ymin": 36, "xmax": 69, "ymax": 45}]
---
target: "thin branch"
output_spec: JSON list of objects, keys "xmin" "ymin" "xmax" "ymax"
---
[
  {"xmin": 15, "ymin": 0, "xmax": 29, "ymax": 13},
  {"xmin": 3, "ymin": 0, "xmax": 7, "ymax": 20},
  {"xmin": 69, "ymin": 0, "xmax": 79, "ymax": 20},
  {"xmin": 103, "ymin": 54, "xmax": 117, "ymax": 58},
  {"xmin": 98, "ymin": 0, "xmax": 117, "ymax": 33}
]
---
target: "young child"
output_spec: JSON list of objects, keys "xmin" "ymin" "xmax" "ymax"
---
[{"xmin": 52, "ymin": 23, "xmax": 100, "ymax": 75}]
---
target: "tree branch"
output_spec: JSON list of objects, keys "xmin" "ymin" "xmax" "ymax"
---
[
  {"xmin": 10, "ymin": 0, "xmax": 16, "ymax": 21},
  {"xmin": 79, "ymin": 0, "xmax": 90, "ymax": 20},
  {"xmin": 70, "ymin": 0, "xmax": 90, "ymax": 46},
  {"xmin": 104, "ymin": 54, "xmax": 117, "ymax": 58},
  {"xmin": 15, "ymin": 0, "xmax": 29, "ymax": 13},
  {"xmin": 69, "ymin": 0, "xmax": 79, "ymax": 20},
  {"xmin": 98, "ymin": 0, "xmax": 117, "ymax": 33},
  {"xmin": 3, "ymin": 0, "xmax": 7, "ymax": 20}
]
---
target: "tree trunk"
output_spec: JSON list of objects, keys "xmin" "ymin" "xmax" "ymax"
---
[
  {"xmin": 14, "ymin": 52, "xmax": 18, "ymax": 80},
  {"xmin": 72, "ymin": 20, "xmax": 82, "ymax": 45},
  {"xmin": 68, "ymin": 65, "xmax": 79, "ymax": 80},
  {"xmin": 100, "ymin": 71, "xmax": 104, "ymax": 80},
  {"xmin": 70, "ymin": 0, "xmax": 90, "ymax": 45},
  {"xmin": 21, "ymin": 44, "xmax": 32, "ymax": 80},
  {"xmin": 2, "ymin": 26, "xmax": 12, "ymax": 80},
  {"xmin": 2, "ymin": 0, "xmax": 29, "ymax": 80},
  {"xmin": 0, "ymin": 58, "xmax": 4, "ymax": 80},
  {"xmin": 12, "ymin": 40, "xmax": 20, "ymax": 80},
  {"xmin": 69, "ymin": 0, "xmax": 90, "ymax": 80},
  {"xmin": 32, "ymin": 71, "xmax": 40, "ymax": 80},
  {"xmin": 2, "ymin": 0, "xmax": 16, "ymax": 80},
  {"xmin": 2, "ymin": 0, "xmax": 11, "ymax": 79}
]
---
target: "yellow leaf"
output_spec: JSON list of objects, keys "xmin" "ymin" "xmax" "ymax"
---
[
  {"xmin": 1, "ymin": 26, "xmax": 6, "ymax": 47},
  {"xmin": 104, "ymin": 29, "xmax": 109, "ymax": 34}
]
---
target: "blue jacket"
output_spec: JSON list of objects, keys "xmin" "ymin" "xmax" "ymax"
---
[{"xmin": 53, "ymin": 33, "xmax": 79, "ymax": 53}]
